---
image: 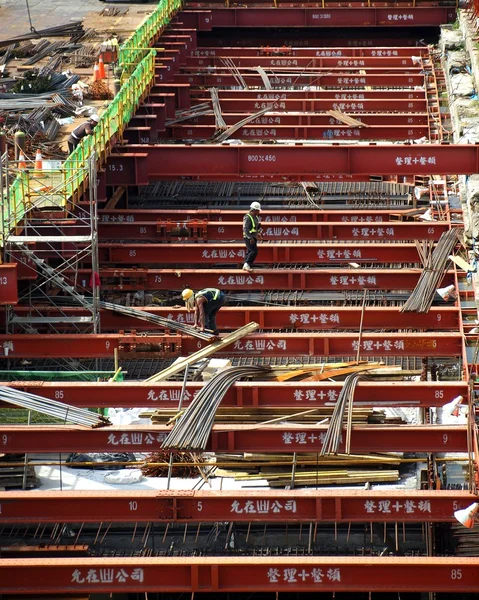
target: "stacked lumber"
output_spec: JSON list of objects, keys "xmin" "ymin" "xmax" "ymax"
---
[
  {"xmin": 214, "ymin": 452, "xmax": 401, "ymax": 487},
  {"xmin": 148, "ymin": 406, "xmax": 384, "ymax": 425}
]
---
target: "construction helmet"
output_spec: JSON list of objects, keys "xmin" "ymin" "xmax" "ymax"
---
[
  {"xmin": 250, "ymin": 201, "xmax": 261, "ymax": 211},
  {"xmin": 90, "ymin": 114, "xmax": 100, "ymax": 123},
  {"xmin": 182, "ymin": 288, "xmax": 194, "ymax": 301}
]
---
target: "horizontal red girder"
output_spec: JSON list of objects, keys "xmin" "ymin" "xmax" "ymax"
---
[
  {"xmin": 6, "ymin": 305, "xmax": 456, "ymax": 332},
  {"xmin": 183, "ymin": 332, "xmax": 462, "ymax": 357},
  {"xmin": 0, "ymin": 424, "xmax": 466, "ymax": 453},
  {"xmin": 1, "ymin": 380, "xmax": 467, "ymax": 410},
  {"xmin": 98, "ymin": 209, "xmax": 421, "ymax": 224},
  {"xmin": 185, "ymin": 55, "xmax": 426, "ymax": 68},
  {"xmin": 98, "ymin": 242, "xmax": 425, "ymax": 265},
  {"xmin": 3, "ymin": 555, "xmax": 479, "ymax": 593},
  {"xmin": 98, "ymin": 221, "xmax": 447, "ymax": 242},
  {"xmin": 190, "ymin": 46, "xmax": 430, "ymax": 58},
  {"xmin": 194, "ymin": 89, "xmax": 427, "ymax": 100},
  {"xmin": 173, "ymin": 72, "xmax": 426, "ymax": 87},
  {"xmin": 80, "ymin": 268, "xmax": 438, "ymax": 291},
  {"xmin": 0, "ymin": 489, "xmax": 473, "ymax": 524},
  {"xmin": 2, "ymin": 556, "xmax": 479, "ymax": 594},
  {"xmin": 113, "ymin": 144, "xmax": 479, "ymax": 178},
  {"xmin": 0, "ymin": 264, "xmax": 18, "ymax": 305},
  {"xmin": 168, "ymin": 124, "xmax": 430, "ymax": 142},
  {"xmin": 192, "ymin": 98, "xmax": 428, "ymax": 113},
  {"xmin": 187, "ymin": 112, "xmax": 430, "ymax": 126},
  {"xmin": 179, "ymin": 65, "xmax": 424, "ymax": 75},
  {"xmin": 187, "ymin": 7, "xmax": 455, "ymax": 27},
  {"xmin": 0, "ymin": 332, "xmax": 462, "ymax": 358}
]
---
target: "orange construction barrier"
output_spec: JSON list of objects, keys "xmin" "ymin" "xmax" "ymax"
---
[
  {"xmin": 93, "ymin": 62, "xmax": 100, "ymax": 81},
  {"xmin": 34, "ymin": 149, "xmax": 43, "ymax": 173},
  {"xmin": 18, "ymin": 152, "xmax": 27, "ymax": 170},
  {"xmin": 98, "ymin": 55, "xmax": 106, "ymax": 79}
]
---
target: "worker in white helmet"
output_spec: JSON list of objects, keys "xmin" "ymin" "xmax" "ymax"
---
[
  {"xmin": 242, "ymin": 201, "xmax": 263, "ymax": 272},
  {"xmin": 181, "ymin": 287, "xmax": 226, "ymax": 336},
  {"xmin": 67, "ymin": 114, "xmax": 100, "ymax": 153}
]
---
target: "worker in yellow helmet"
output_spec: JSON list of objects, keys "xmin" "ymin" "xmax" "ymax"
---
[{"xmin": 181, "ymin": 287, "xmax": 226, "ymax": 336}]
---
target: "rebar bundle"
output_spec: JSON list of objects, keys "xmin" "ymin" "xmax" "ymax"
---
[
  {"xmin": 161, "ymin": 365, "xmax": 271, "ymax": 451},
  {"xmin": 0, "ymin": 386, "xmax": 110, "ymax": 428},
  {"xmin": 99, "ymin": 301, "xmax": 216, "ymax": 341},
  {"xmin": 210, "ymin": 88, "xmax": 227, "ymax": 130},
  {"xmin": 213, "ymin": 106, "xmax": 272, "ymax": 143},
  {"xmin": 319, "ymin": 373, "xmax": 363, "ymax": 456},
  {"xmin": 0, "ymin": 22, "xmax": 85, "ymax": 48},
  {"xmin": 400, "ymin": 228, "xmax": 460, "ymax": 313}
]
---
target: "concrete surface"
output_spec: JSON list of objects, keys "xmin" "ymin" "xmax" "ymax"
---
[{"xmin": 0, "ymin": 0, "xmax": 154, "ymax": 40}]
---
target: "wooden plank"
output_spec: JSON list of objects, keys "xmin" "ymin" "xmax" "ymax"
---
[{"xmin": 145, "ymin": 322, "xmax": 259, "ymax": 382}]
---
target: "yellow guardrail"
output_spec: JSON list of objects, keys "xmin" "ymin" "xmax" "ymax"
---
[
  {"xmin": 119, "ymin": 0, "xmax": 183, "ymax": 75},
  {"xmin": 2, "ymin": 0, "xmax": 182, "ymax": 244}
]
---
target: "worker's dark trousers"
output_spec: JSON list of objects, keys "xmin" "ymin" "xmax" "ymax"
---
[
  {"xmin": 67, "ymin": 136, "xmax": 80, "ymax": 154},
  {"xmin": 244, "ymin": 237, "xmax": 258, "ymax": 266},
  {"xmin": 204, "ymin": 293, "xmax": 226, "ymax": 334}
]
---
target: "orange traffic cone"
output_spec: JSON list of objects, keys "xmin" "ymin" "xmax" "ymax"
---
[
  {"xmin": 93, "ymin": 62, "xmax": 100, "ymax": 81},
  {"xmin": 34, "ymin": 149, "xmax": 43, "ymax": 173},
  {"xmin": 18, "ymin": 152, "xmax": 27, "ymax": 170},
  {"xmin": 98, "ymin": 55, "xmax": 106, "ymax": 79}
]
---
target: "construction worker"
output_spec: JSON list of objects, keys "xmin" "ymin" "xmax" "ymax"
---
[
  {"xmin": 242, "ymin": 201, "xmax": 263, "ymax": 272},
  {"xmin": 181, "ymin": 287, "xmax": 226, "ymax": 336},
  {"xmin": 67, "ymin": 114, "xmax": 100, "ymax": 153}
]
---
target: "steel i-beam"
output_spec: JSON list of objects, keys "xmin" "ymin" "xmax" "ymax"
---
[
  {"xmin": 2, "ymin": 557, "xmax": 479, "ymax": 594},
  {"xmin": 0, "ymin": 489, "xmax": 473, "ymax": 524},
  {"xmin": 0, "ymin": 424, "xmax": 467, "ymax": 454},
  {"xmin": 0, "ymin": 381, "xmax": 467, "ymax": 410}
]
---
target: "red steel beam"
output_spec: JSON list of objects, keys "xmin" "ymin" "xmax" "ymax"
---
[
  {"xmin": 190, "ymin": 98, "xmax": 428, "ymax": 112},
  {"xmin": 0, "ymin": 424, "xmax": 467, "ymax": 453},
  {"xmin": 167, "ymin": 124, "xmax": 430, "ymax": 142},
  {"xmin": 97, "ymin": 242, "xmax": 426, "ymax": 265},
  {"xmin": 0, "ymin": 264, "xmax": 18, "ymax": 305},
  {"xmin": 80, "ymin": 267, "xmax": 438, "ymax": 291},
  {"xmin": 98, "ymin": 209, "xmax": 423, "ymax": 223},
  {"xmin": 0, "ymin": 489, "xmax": 473, "ymax": 524},
  {"xmin": 179, "ymin": 65, "xmax": 424, "ymax": 74},
  {"xmin": 6, "ymin": 305, "xmax": 458, "ymax": 331},
  {"xmin": 185, "ymin": 55, "xmax": 426, "ymax": 68},
  {"xmin": 1, "ymin": 556, "xmax": 479, "ymax": 594},
  {"xmin": 185, "ymin": 113, "xmax": 430, "ymax": 126},
  {"xmin": 194, "ymin": 89, "xmax": 428, "ymax": 100},
  {"xmin": 113, "ymin": 144, "xmax": 479, "ymax": 178},
  {"xmin": 0, "ymin": 332, "xmax": 463, "ymax": 358},
  {"xmin": 189, "ymin": 46, "xmax": 430, "ymax": 58},
  {"xmin": 1, "ymin": 380, "xmax": 467, "ymax": 409},
  {"xmin": 98, "ymin": 221, "xmax": 447, "ymax": 242},
  {"xmin": 173, "ymin": 72, "xmax": 426, "ymax": 87},
  {"xmin": 183, "ymin": 7, "xmax": 456, "ymax": 28}
]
